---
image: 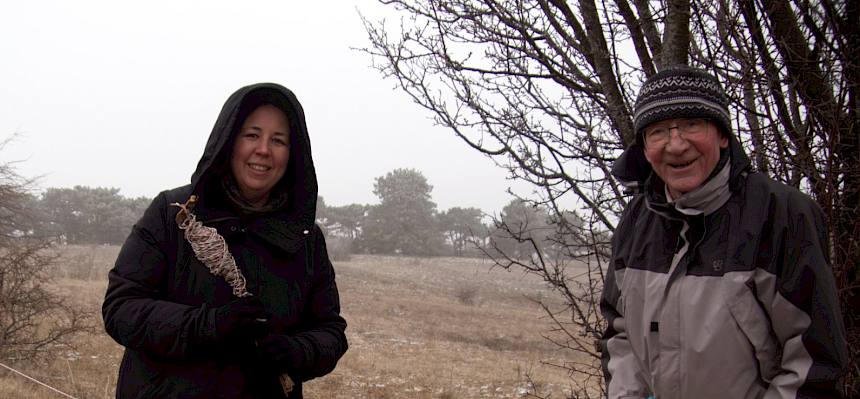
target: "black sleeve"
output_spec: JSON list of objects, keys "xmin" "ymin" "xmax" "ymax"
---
[
  {"xmin": 763, "ymin": 192, "xmax": 849, "ymax": 398},
  {"xmin": 101, "ymin": 192, "xmax": 214, "ymax": 360},
  {"xmin": 257, "ymin": 225, "xmax": 348, "ymax": 381}
]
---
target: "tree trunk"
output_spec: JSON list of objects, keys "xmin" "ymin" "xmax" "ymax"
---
[{"xmin": 662, "ymin": 0, "xmax": 691, "ymax": 66}]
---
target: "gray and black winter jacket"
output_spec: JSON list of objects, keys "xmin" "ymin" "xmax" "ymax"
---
[
  {"xmin": 102, "ymin": 83, "xmax": 347, "ymax": 398},
  {"xmin": 600, "ymin": 138, "xmax": 848, "ymax": 398}
]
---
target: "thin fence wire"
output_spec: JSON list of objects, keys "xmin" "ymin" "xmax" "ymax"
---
[{"xmin": 0, "ymin": 360, "xmax": 80, "ymax": 399}]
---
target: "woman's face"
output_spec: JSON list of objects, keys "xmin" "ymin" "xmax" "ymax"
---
[{"xmin": 230, "ymin": 104, "xmax": 290, "ymax": 206}]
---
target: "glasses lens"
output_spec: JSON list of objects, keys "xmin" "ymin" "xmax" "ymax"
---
[
  {"xmin": 645, "ymin": 118, "xmax": 710, "ymax": 147},
  {"xmin": 645, "ymin": 127, "xmax": 667, "ymax": 147},
  {"xmin": 681, "ymin": 119, "xmax": 703, "ymax": 132}
]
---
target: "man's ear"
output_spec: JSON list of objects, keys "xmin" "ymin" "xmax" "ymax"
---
[{"xmin": 719, "ymin": 129, "xmax": 729, "ymax": 149}]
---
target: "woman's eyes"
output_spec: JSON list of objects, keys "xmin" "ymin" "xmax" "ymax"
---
[{"xmin": 242, "ymin": 132, "xmax": 287, "ymax": 146}]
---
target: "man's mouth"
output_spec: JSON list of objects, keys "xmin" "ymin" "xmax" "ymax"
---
[{"xmin": 669, "ymin": 159, "xmax": 694, "ymax": 169}]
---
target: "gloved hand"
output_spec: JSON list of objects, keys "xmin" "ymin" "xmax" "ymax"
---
[
  {"xmin": 255, "ymin": 334, "xmax": 312, "ymax": 374},
  {"xmin": 209, "ymin": 296, "xmax": 272, "ymax": 343}
]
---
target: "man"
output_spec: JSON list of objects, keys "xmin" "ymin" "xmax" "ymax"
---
[{"xmin": 601, "ymin": 66, "xmax": 848, "ymax": 398}]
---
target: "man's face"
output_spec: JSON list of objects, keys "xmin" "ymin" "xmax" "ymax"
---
[
  {"xmin": 230, "ymin": 104, "xmax": 290, "ymax": 206},
  {"xmin": 643, "ymin": 118, "xmax": 728, "ymax": 198}
]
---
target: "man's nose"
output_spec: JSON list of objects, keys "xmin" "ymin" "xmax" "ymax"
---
[{"xmin": 664, "ymin": 127, "xmax": 689, "ymax": 152}]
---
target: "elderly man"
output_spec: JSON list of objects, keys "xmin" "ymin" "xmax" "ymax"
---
[{"xmin": 601, "ymin": 66, "xmax": 848, "ymax": 398}]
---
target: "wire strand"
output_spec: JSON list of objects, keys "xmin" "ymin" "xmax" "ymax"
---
[{"xmin": 0, "ymin": 361, "xmax": 79, "ymax": 399}]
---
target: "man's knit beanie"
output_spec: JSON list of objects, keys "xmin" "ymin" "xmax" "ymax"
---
[{"xmin": 632, "ymin": 65, "xmax": 732, "ymax": 145}]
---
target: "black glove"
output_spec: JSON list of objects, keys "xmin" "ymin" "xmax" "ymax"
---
[
  {"xmin": 256, "ymin": 334, "xmax": 313, "ymax": 374},
  {"xmin": 209, "ymin": 296, "xmax": 272, "ymax": 343}
]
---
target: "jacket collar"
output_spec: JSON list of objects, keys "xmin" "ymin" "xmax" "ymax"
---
[{"xmin": 192, "ymin": 182, "xmax": 308, "ymax": 255}]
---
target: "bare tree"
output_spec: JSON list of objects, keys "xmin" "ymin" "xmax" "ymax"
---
[
  {"xmin": 692, "ymin": 2, "xmax": 859, "ymax": 391},
  {"xmin": 0, "ymin": 139, "xmax": 93, "ymax": 363},
  {"xmin": 361, "ymin": 0, "xmax": 859, "ymax": 396}
]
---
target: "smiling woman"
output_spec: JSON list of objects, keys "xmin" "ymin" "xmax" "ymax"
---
[
  {"xmin": 102, "ymin": 83, "xmax": 348, "ymax": 399},
  {"xmin": 230, "ymin": 104, "xmax": 291, "ymax": 207}
]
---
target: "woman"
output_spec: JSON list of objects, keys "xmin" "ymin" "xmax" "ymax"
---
[{"xmin": 103, "ymin": 83, "xmax": 348, "ymax": 398}]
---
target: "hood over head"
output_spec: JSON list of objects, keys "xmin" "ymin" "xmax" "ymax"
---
[{"xmin": 190, "ymin": 83, "xmax": 317, "ymax": 230}]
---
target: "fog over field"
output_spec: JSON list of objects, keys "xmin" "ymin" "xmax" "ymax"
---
[
  {"xmin": 0, "ymin": 246, "xmax": 586, "ymax": 398},
  {"xmin": 0, "ymin": 0, "xmax": 531, "ymax": 216}
]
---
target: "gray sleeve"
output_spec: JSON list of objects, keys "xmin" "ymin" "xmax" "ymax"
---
[{"xmin": 600, "ymin": 262, "xmax": 651, "ymax": 399}]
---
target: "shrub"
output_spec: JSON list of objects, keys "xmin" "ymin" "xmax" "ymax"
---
[
  {"xmin": 455, "ymin": 285, "xmax": 480, "ymax": 306},
  {"xmin": 0, "ymin": 142, "xmax": 94, "ymax": 361}
]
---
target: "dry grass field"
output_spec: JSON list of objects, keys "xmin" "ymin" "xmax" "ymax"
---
[{"xmin": 0, "ymin": 245, "xmax": 587, "ymax": 398}]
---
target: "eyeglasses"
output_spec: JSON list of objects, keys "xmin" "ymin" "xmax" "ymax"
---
[{"xmin": 643, "ymin": 118, "xmax": 711, "ymax": 148}]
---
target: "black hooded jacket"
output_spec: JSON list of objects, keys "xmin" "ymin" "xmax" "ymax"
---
[{"xmin": 102, "ymin": 83, "xmax": 347, "ymax": 398}]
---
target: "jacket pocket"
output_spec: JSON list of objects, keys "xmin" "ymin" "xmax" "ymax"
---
[{"xmin": 722, "ymin": 279, "xmax": 780, "ymax": 383}]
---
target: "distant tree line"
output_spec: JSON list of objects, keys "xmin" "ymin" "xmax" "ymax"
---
[
  {"xmin": 319, "ymin": 168, "xmax": 491, "ymax": 257},
  {"xmin": 27, "ymin": 170, "xmax": 573, "ymax": 258},
  {"xmin": 319, "ymin": 167, "xmax": 579, "ymax": 258},
  {"xmin": 24, "ymin": 186, "xmax": 151, "ymax": 245}
]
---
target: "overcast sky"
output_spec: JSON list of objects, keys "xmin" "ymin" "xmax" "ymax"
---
[{"xmin": 0, "ymin": 0, "xmax": 531, "ymax": 215}]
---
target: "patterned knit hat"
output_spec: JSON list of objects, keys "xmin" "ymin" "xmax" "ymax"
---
[{"xmin": 633, "ymin": 66, "xmax": 731, "ymax": 145}]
